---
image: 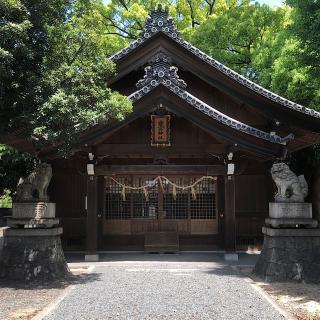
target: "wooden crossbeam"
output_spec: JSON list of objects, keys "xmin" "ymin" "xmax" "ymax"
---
[{"xmin": 95, "ymin": 144, "xmax": 225, "ymax": 157}]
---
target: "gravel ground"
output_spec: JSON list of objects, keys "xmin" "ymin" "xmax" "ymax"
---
[
  {"xmin": 43, "ymin": 258, "xmax": 285, "ymax": 320},
  {"xmin": 0, "ymin": 267, "xmax": 89, "ymax": 320},
  {"xmin": 239, "ymin": 265, "xmax": 320, "ymax": 320},
  {"xmin": 0, "ymin": 282, "xmax": 65, "ymax": 320},
  {"xmin": 260, "ymin": 282, "xmax": 320, "ymax": 320}
]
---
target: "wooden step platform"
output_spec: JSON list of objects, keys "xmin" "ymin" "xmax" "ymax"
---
[{"xmin": 144, "ymin": 232, "xmax": 179, "ymax": 253}]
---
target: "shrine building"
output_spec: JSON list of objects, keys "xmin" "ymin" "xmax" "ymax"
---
[{"xmin": 3, "ymin": 5, "xmax": 320, "ymax": 259}]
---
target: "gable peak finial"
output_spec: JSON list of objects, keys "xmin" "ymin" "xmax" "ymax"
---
[
  {"xmin": 155, "ymin": 3, "xmax": 169, "ymax": 12},
  {"xmin": 141, "ymin": 4, "xmax": 179, "ymax": 40}
]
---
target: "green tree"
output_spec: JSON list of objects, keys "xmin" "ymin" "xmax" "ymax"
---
[
  {"xmin": 286, "ymin": 0, "xmax": 320, "ymax": 73},
  {"xmin": 100, "ymin": 0, "xmax": 232, "ymax": 41},
  {"xmin": 191, "ymin": 1, "xmax": 286, "ymax": 75},
  {"xmin": 0, "ymin": 0, "xmax": 132, "ymax": 195},
  {"xmin": 0, "ymin": 144, "xmax": 36, "ymax": 195},
  {"xmin": 283, "ymin": 0, "xmax": 320, "ymax": 109},
  {"xmin": 0, "ymin": 0, "xmax": 132, "ymax": 154},
  {"xmin": 0, "ymin": 189, "xmax": 12, "ymax": 208}
]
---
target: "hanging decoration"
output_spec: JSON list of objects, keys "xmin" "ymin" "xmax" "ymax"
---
[
  {"xmin": 191, "ymin": 186, "xmax": 197, "ymax": 201},
  {"xmin": 172, "ymin": 185, "xmax": 177, "ymax": 201},
  {"xmin": 121, "ymin": 185, "xmax": 126, "ymax": 201},
  {"xmin": 151, "ymin": 115, "xmax": 171, "ymax": 147},
  {"xmin": 109, "ymin": 176, "xmax": 217, "ymax": 201}
]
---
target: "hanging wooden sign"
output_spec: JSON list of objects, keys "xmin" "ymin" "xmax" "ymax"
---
[{"xmin": 151, "ymin": 115, "xmax": 171, "ymax": 147}]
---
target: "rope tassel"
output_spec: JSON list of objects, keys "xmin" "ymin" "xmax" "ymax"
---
[
  {"xmin": 191, "ymin": 186, "xmax": 197, "ymax": 200},
  {"xmin": 121, "ymin": 186, "xmax": 126, "ymax": 201},
  {"xmin": 172, "ymin": 185, "xmax": 177, "ymax": 201},
  {"xmin": 143, "ymin": 187, "xmax": 149, "ymax": 202}
]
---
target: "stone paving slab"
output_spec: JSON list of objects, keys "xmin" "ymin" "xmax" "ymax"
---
[{"xmin": 43, "ymin": 257, "xmax": 285, "ymax": 320}]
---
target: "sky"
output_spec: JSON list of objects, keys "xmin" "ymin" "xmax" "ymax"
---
[
  {"xmin": 257, "ymin": 0, "xmax": 284, "ymax": 7},
  {"xmin": 102, "ymin": 0, "xmax": 285, "ymax": 6}
]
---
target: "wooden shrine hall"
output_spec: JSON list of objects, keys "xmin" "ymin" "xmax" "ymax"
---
[{"xmin": 3, "ymin": 5, "xmax": 320, "ymax": 259}]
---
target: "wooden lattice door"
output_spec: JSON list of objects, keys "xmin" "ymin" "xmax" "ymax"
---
[{"xmin": 104, "ymin": 175, "xmax": 218, "ymax": 235}]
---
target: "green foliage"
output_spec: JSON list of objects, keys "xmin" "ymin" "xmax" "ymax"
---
[
  {"xmin": 286, "ymin": 0, "xmax": 320, "ymax": 71},
  {"xmin": 0, "ymin": 189, "xmax": 12, "ymax": 208},
  {"xmin": 101, "ymin": 0, "xmax": 229, "ymax": 41},
  {"xmin": 191, "ymin": 1, "xmax": 286, "ymax": 75},
  {"xmin": 0, "ymin": 0, "xmax": 132, "ymax": 153},
  {"xmin": 0, "ymin": 0, "xmax": 72, "ymax": 134},
  {"xmin": 0, "ymin": 144, "xmax": 36, "ymax": 195},
  {"xmin": 283, "ymin": 0, "xmax": 320, "ymax": 109}
]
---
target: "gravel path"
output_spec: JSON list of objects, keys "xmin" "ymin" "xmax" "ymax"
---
[{"xmin": 44, "ymin": 257, "xmax": 285, "ymax": 320}]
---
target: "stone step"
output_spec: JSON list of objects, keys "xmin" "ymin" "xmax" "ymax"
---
[{"xmin": 144, "ymin": 231, "xmax": 179, "ymax": 253}]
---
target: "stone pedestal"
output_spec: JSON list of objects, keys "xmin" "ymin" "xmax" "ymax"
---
[
  {"xmin": 266, "ymin": 202, "xmax": 317, "ymax": 228},
  {"xmin": 7, "ymin": 202, "xmax": 59, "ymax": 228},
  {"xmin": 0, "ymin": 227, "xmax": 69, "ymax": 281},
  {"xmin": 253, "ymin": 227, "xmax": 320, "ymax": 283}
]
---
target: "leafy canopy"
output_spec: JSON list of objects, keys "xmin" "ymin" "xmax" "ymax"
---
[{"xmin": 0, "ymin": 0, "xmax": 132, "ymax": 154}]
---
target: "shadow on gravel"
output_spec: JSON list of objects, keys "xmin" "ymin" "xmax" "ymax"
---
[
  {"xmin": 201, "ymin": 264, "xmax": 246, "ymax": 278},
  {"xmin": 0, "ymin": 271, "xmax": 102, "ymax": 290},
  {"xmin": 66, "ymin": 252, "xmax": 227, "ymax": 263},
  {"xmin": 65, "ymin": 252, "xmax": 259, "ymax": 265}
]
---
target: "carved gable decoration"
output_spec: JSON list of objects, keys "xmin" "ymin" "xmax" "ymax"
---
[
  {"xmin": 151, "ymin": 115, "xmax": 170, "ymax": 147},
  {"xmin": 129, "ymin": 52, "xmax": 294, "ymax": 146},
  {"xmin": 136, "ymin": 52, "xmax": 186, "ymax": 91}
]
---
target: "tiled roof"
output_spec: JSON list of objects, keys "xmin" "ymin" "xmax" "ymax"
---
[
  {"xmin": 129, "ymin": 52, "xmax": 294, "ymax": 145},
  {"xmin": 111, "ymin": 4, "xmax": 320, "ymax": 119}
]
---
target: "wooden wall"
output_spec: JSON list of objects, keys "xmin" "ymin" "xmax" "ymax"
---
[
  {"xmin": 235, "ymin": 175, "xmax": 269, "ymax": 241},
  {"xmin": 48, "ymin": 116, "xmax": 272, "ymax": 251},
  {"xmin": 49, "ymin": 167, "xmax": 87, "ymax": 250}
]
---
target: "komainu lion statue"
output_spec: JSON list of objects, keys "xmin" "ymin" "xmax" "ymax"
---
[
  {"xmin": 271, "ymin": 163, "xmax": 308, "ymax": 203},
  {"xmin": 16, "ymin": 163, "xmax": 52, "ymax": 201}
]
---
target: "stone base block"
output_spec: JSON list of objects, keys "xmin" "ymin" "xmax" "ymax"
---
[
  {"xmin": 265, "ymin": 217, "xmax": 318, "ymax": 228},
  {"xmin": 253, "ymin": 227, "xmax": 320, "ymax": 283},
  {"xmin": 269, "ymin": 202, "xmax": 312, "ymax": 219},
  {"xmin": 0, "ymin": 227, "xmax": 69, "ymax": 281},
  {"xmin": 13, "ymin": 202, "xmax": 56, "ymax": 219},
  {"xmin": 7, "ymin": 217, "xmax": 59, "ymax": 228}
]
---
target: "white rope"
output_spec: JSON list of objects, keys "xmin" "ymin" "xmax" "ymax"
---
[{"xmin": 109, "ymin": 176, "xmax": 217, "ymax": 201}]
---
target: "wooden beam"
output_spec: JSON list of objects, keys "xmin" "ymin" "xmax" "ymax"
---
[
  {"xmin": 96, "ymin": 165, "xmax": 225, "ymax": 176},
  {"xmin": 224, "ymin": 174, "xmax": 236, "ymax": 252},
  {"xmin": 96, "ymin": 144, "xmax": 225, "ymax": 157},
  {"xmin": 86, "ymin": 176, "xmax": 98, "ymax": 258}
]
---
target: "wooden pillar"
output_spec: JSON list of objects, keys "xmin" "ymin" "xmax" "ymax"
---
[
  {"xmin": 97, "ymin": 176, "xmax": 104, "ymax": 250},
  {"xmin": 224, "ymin": 174, "xmax": 237, "ymax": 259},
  {"xmin": 85, "ymin": 175, "xmax": 99, "ymax": 261}
]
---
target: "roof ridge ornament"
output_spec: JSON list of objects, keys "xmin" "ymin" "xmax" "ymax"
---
[
  {"xmin": 111, "ymin": 5, "xmax": 180, "ymax": 61},
  {"xmin": 136, "ymin": 52, "xmax": 186, "ymax": 90},
  {"xmin": 143, "ymin": 4, "xmax": 179, "ymax": 40}
]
